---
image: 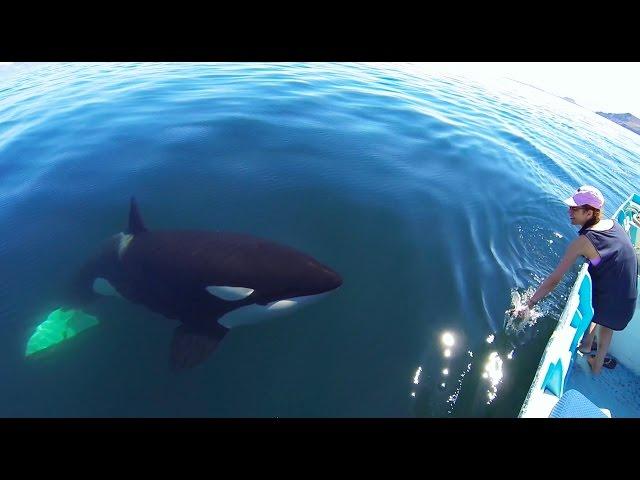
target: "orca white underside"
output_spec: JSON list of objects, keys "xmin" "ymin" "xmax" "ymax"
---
[
  {"xmin": 218, "ymin": 292, "xmax": 329, "ymax": 329},
  {"xmin": 92, "ymin": 277, "xmax": 327, "ymax": 329}
]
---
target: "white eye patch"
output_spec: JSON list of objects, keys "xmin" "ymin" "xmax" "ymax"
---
[{"xmin": 206, "ymin": 286, "xmax": 254, "ymax": 301}]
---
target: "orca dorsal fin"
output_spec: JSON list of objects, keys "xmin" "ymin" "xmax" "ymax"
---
[{"xmin": 128, "ymin": 196, "xmax": 148, "ymax": 235}]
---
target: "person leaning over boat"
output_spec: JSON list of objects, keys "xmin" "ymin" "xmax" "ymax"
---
[{"xmin": 518, "ymin": 186, "xmax": 638, "ymax": 374}]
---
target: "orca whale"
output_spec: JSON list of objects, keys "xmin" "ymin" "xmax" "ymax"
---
[{"xmin": 62, "ymin": 197, "xmax": 343, "ymax": 369}]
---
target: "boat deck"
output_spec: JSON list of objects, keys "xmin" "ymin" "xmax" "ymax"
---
[{"xmin": 567, "ymin": 352, "xmax": 640, "ymax": 418}]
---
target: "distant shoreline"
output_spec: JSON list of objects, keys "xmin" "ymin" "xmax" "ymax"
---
[
  {"xmin": 596, "ymin": 112, "xmax": 640, "ymax": 136},
  {"xmin": 508, "ymin": 79, "xmax": 640, "ymax": 137}
]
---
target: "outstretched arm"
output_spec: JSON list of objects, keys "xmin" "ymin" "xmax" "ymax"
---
[{"xmin": 526, "ymin": 236, "xmax": 587, "ymax": 308}]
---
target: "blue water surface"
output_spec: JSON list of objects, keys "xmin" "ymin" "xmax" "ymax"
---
[{"xmin": 1, "ymin": 62, "xmax": 639, "ymax": 417}]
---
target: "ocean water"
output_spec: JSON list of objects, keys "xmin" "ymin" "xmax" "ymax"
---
[{"xmin": 1, "ymin": 62, "xmax": 639, "ymax": 417}]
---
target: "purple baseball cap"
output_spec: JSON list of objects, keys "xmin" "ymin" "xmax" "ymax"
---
[{"xmin": 563, "ymin": 185, "xmax": 604, "ymax": 209}]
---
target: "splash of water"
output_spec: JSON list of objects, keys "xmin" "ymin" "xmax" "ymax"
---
[{"xmin": 504, "ymin": 287, "xmax": 543, "ymax": 335}]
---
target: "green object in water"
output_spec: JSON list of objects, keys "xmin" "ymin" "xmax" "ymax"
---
[{"xmin": 25, "ymin": 308, "xmax": 99, "ymax": 357}]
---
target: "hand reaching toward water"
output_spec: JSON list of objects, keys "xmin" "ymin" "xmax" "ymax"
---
[
  {"xmin": 506, "ymin": 290, "xmax": 535, "ymax": 320},
  {"xmin": 520, "ymin": 305, "xmax": 534, "ymax": 319},
  {"xmin": 510, "ymin": 303, "xmax": 531, "ymax": 319}
]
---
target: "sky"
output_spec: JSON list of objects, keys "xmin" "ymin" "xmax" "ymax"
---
[
  {"xmin": 409, "ymin": 62, "xmax": 640, "ymax": 118},
  {"xmin": 1, "ymin": 62, "xmax": 640, "ymax": 118}
]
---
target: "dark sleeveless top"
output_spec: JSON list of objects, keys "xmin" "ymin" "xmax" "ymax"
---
[{"xmin": 580, "ymin": 221, "xmax": 638, "ymax": 330}]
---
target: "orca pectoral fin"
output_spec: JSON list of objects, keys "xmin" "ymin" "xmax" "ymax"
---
[{"xmin": 169, "ymin": 323, "xmax": 228, "ymax": 370}]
